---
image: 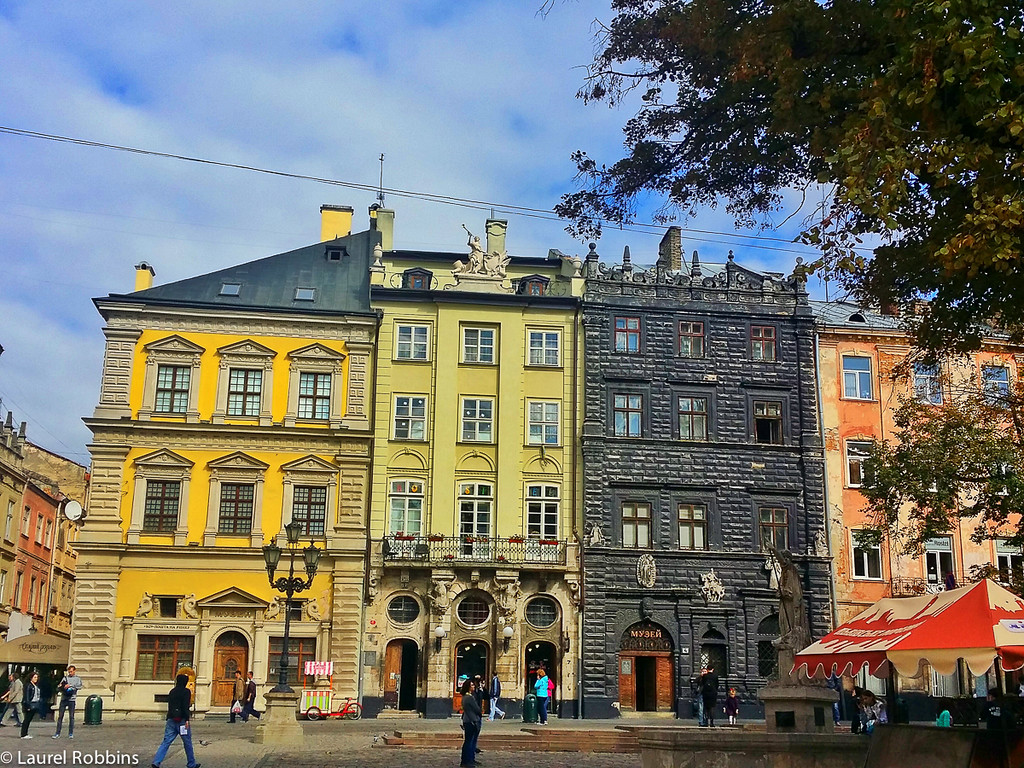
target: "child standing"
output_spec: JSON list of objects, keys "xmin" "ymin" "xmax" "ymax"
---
[{"xmin": 724, "ymin": 688, "xmax": 740, "ymax": 725}]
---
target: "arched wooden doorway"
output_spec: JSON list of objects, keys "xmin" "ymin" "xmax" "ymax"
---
[
  {"xmin": 383, "ymin": 639, "xmax": 419, "ymax": 711},
  {"xmin": 212, "ymin": 631, "xmax": 248, "ymax": 707},
  {"xmin": 619, "ymin": 621, "xmax": 674, "ymax": 713}
]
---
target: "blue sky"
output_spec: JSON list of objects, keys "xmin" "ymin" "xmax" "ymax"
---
[{"xmin": 0, "ymin": 1, "xmax": 828, "ymax": 463}]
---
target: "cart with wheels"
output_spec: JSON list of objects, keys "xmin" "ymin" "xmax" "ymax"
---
[{"xmin": 300, "ymin": 661, "xmax": 362, "ymax": 721}]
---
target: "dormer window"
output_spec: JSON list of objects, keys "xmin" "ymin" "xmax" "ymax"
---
[
  {"xmin": 294, "ymin": 287, "xmax": 316, "ymax": 302},
  {"xmin": 848, "ymin": 312, "xmax": 867, "ymax": 323},
  {"xmin": 518, "ymin": 274, "xmax": 550, "ymax": 296},
  {"xmin": 219, "ymin": 283, "xmax": 241, "ymax": 296},
  {"xmin": 326, "ymin": 247, "xmax": 346, "ymax": 262},
  {"xmin": 402, "ymin": 268, "xmax": 433, "ymax": 290}
]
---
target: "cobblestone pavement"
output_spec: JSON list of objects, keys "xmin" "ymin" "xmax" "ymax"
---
[{"xmin": 0, "ymin": 716, "xmax": 644, "ymax": 768}]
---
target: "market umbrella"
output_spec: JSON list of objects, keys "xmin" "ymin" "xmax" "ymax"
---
[
  {"xmin": 0, "ymin": 633, "xmax": 69, "ymax": 665},
  {"xmin": 794, "ymin": 579, "xmax": 1024, "ymax": 679}
]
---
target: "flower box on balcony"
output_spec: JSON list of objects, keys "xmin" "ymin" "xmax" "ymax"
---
[
  {"xmin": 507, "ymin": 536, "xmax": 524, "ymax": 544},
  {"xmin": 539, "ymin": 539, "xmax": 558, "ymax": 546},
  {"xmin": 443, "ymin": 554, "xmax": 455, "ymax": 560},
  {"xmin": 428, "ymin": 534, "xmax": 445, "ymax": 541},
  {"xmin": 497, "ymin": 555, "xmax": 508, "ymax": 562},
  {"xmin": 464, "ymin": 537, "xmax": 476, "ymax": 543},
  {"xmin": 394, "ymin": 534, "xmax": 415, "ymax": 541}
]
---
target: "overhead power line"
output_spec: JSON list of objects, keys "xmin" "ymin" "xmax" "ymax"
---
[{"xmin": 0, "ymin": 124, "xmax": 848, "ymax": 257}]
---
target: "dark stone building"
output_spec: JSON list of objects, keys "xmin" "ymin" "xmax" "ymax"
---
[{"xmin": 579, "ymin": 231, "xmax": 832, "ymax": 719}]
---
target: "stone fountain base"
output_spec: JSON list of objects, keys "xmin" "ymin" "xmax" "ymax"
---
[{"xmin": 758, "ymin": 684, "xmax": 839, "ymax": 734}]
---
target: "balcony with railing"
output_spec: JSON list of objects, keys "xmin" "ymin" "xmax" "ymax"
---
[
  {"xmin": 380, "ymin": 534, "xmax": 567, "ymax": 568},
  {"xmin": 889, "ymin": 576, "xmax": 948, "ymax": 597}
]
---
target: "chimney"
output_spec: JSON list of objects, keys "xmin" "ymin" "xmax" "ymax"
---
[
  {"xmin": 657, "ymin": 226, "xmax": 683, "ymax": 271},
  {"xmin": 369, "ymin": 205, "xmax": 394, "ymax": 251},
  {"xmin": 486, "ymin": 218, "xmax": 508, "ymax": 255},
  {"xmin": 320, "ymin": 204, "xmax": 354, "ymax": 242},
  {"xmin": 134, "ymin": 262, "xmax": 155, "ymax": 292}
]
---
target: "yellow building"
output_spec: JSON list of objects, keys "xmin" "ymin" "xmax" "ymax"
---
[
  {"xmin": 0, "ymin": 413, "xmax": 27, "ymax": 637},
  {"xmin": 360, "ymin": 209, "xmax": 585, "ymax": 718},
  {"xmin": 75, "ymin": 208, "xmax": 380, "ymax": 716}
]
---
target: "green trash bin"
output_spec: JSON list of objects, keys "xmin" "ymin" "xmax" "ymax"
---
[
  {"xmin": 522, "ymin": 693, "xmax": 538, "ymax": 723},
  {"xmin": 84, "ymin": 695, "xmax": 102, "ymax": 725}
]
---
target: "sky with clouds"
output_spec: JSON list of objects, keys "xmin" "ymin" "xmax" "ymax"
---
[{"xmin": 0, "ymin": 0, "xmax": 829, "ymax": 465}]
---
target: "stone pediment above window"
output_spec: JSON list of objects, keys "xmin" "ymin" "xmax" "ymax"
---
[
  {"xmin": 217, "ymin": 339, "xmax": 276, "ymax": 360},
  {"xmin": 144, "ymin": 335, "xmax": 206, "ymax": 356},
  {"xmin": 284, "ymin": 345, "xmax": 346, "ymax": 428},
  {"xmin": 128, "ymin": 449, "xmax": 193, "ymax": 546},
  {"xmin": 281, "ymin": 455, "xmax": 338, "ymax": 474},
  {"xmin": 196, "ymin": 587, "xmax": 269, "ymax": 610},
  {"xmin": 135, "ymin": 449, "xmax": 194, "ymax": 470},
  {"xmin": 207, "ymin": 452, "xmax": 269, "ymax": 472},
  {"xmin": 287, "ymin": 343, "xmax": 346, "ymax": 363}
]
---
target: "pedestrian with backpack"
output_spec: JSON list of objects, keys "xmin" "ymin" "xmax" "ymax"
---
[{"xmin": 151, "ymin": 673, "xmax": 200, "ymax": 768}]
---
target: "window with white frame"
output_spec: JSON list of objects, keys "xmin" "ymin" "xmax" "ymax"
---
[
  {"xmin": 462, "ymin": 327, "xmax": 495, "ymax": 364},
  {"xmin": 621, "ymin": 502, "xmax": 652, "ymax": 548},
  {"xmin": 461, "ymin": 398, "xmax": 494, "ymax": 442},
  {"xmin": 459, "ymin": 483, "xmax": 493, "ymax": 557},
  {"xmin": 139, "ymin": 336, "xmax": 204, "ymax": 422},
  {"xmin": 526, "ymin": 484, "xmax": 559, "ymax": 540},
  {"xmin": 227, "ymin": 369, "xmax": 262, "ymax": 417},
  {"xmin": 44, "ymin": 520, "xmax": 53, "ymax": 549},
  {"xmin": 527, "ymin": 330, "xmax": 560, "ymax": 366},
  {"xmin": 393, "ymin": 396, "xmax": 427, "ymax": 440},
  {"xmin": 613, "ymin": 393, "xmax": 643, "ymax": 437},
  {"xmin": 996, "ymin": 540, "xmax": 1023, "ymax": 584},
  {"xmin": 155, "ymin": 365, "xmax": 190, "ymax": 414},
  {"xmin": 527, "ymin": 401, "xmax": 560, "ymax": 445},
  {"xmin": 388, "ymin": 479, "xmax": 424, "ymax": 536},
  {"xmin": 395, "ymin": 323, "xmax": 430, "ymax": 361},
  {"xmin": 217, "ymin": 483, "xmax": 255, "ymax": 535},
  {"xmin": 914, "ymin": 363, "xmax": 943, "ymax": 405},
  {"xmin": 678, "ymin": 504, "xmax": 708, "ymax": 550},
  {"xmin": 677, "ymin": 396, "xmax": 708, "ymax": 440},
  {"xmin": 846, "ymin": 440, "xmax": 873, "ymax": 487},
  {"xmin": 291, "ymin": 485, "xmax": 327, "ymax": 537},
  {"xmin": 4, "ymin": 501, "xmax": 13, "ymax": 541},
  {"xmin": 297, "ymin": 372, "xmax": 331, "ymax": 419},
  {"xmin": 925, "ymin": 536, "xmax": 955, "ymax": 585},
  {"xmin": 984, "ymin": 366, "xmax": 1010, "ymax": 403},
  {"xmin": 143, "ymin": 481, "xmax": 181, "ymax": 532},
  {"xmin": 852, "ymin": 532, "xmax": 883, "ymax": 579},
  {"xmin": 678, "ymin": 321, "xmax": 705, "ymax": 358},
  {"xmin": 842, "ymin": 356, "xmax": 873, "ymax": 400}
]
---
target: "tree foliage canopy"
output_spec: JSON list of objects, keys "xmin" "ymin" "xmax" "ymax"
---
[
  {"xmin": 558, "ymin": 0, "xmax": 1024, "ymax": 352},
  {"xmin": 860, "ymin": 368, "xmax": 1024, "ymax": 553}
]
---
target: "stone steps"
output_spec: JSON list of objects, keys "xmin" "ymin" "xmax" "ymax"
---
[{"xmin": 378, "ymin": 727, "xmax": 640, "ymax": 753}]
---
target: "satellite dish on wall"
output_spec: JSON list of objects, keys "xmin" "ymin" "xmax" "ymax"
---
[{"xmin": 63, "ymin": 501, "xmax": 83, "ymax": 522}]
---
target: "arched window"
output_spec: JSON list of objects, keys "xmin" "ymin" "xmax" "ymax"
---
[{"xmin": 699, "ymin": 628, "xmax": 728, "ymax": 675}]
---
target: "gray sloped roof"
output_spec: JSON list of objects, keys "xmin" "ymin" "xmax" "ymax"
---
[
  {"xmin": 811, "ymin": 300, "xmax": 904, "ymax": 330},
  {"xmin": 100, "ymin": 230, "xmax": 378, "ymax": 315}
]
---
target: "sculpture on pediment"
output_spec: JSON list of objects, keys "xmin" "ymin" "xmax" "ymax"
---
[
  {"xmin": 136, "ymin": 592, "xmax": 153, "ymax": 618},
  {"xmin": 452, "ymin": 225, "xmax": 511, "ymax": 278},
  {"xmin": 181, "ymin": 593, "xmax": 199, "ymax": 619},
  {"xmin": 769, "ymin": 546, "xmax": 812, "ymax": 684},
  {"xmin": 700, "ymin": 570, "xmax": 725, "ymax": 604}
]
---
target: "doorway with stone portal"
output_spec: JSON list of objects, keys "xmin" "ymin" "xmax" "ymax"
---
[
  {"xmin": 453, "ymin": 640, "xmax": 489, "ymax": 714},
  {"xmin": 618, "ymin": 621, "xmax": 674, "ymax": 713},
  {"xmin": 384, "ymin": 639, "xmax": 419, "ymax": 711},
  {"xmin": 212, "ymin": 631, "xmax": 249, "ymax": 707}
]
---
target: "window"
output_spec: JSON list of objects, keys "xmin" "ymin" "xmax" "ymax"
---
[
  {"xmin": 387, "ymin": 596, "xmax": 421, "ymax": 624},
  {"xmin": 463, "ymin": 328, "xmax": 495, "ymax": 364},
  {"xmin": 677, "ymin": 396, "xmax": 708, "ymax": 440},
  {"xmin": 21, "ymin": 508, "xmax": 29, "ymax": 538},
  {"xmin": 158, "ymin": 597, "xmax": 179, "ymax": 618},
  {"xmin": 458, "ymin": 483, "xmax": 493, "ymax": 557},
  {"xmin": 522, "ymin": 279, "xmax": 546, "ymax": 296},
  {"xmin": 219, "ymin": 282, "xmax": 241, "ymax": 296},
  {"xmin": 29, "ymin": 577, "xmax": 36, "ymax": 615},
  {"xmin": 143, "ymin": 480, "xmax": 181, "ymax": 532},
  {"xmin": 33, "ymin": 514, "xmax": 43, "ymax": 544},
  {"xmin": 759, "ymin": 506, "xmax": 789, "ymax": 551},
  {"xmin": 457, "ymin": 598, "xmax": 490, "ymax": 627},
  {"xmin": 297, "ymin": 372, "xmax": 331, "ymax": 420},
  {"xmin": 525, "ymin": 597, "xmax": 558, "ymax": 629},
  {"xmin": 13, "ymin": 572, "xmax": 22, "ymax": 606},
  {"xmin": 846, "ymin": 441, "xmax": 873, "ymax": 487},
  {"xmin": 294, "ymin": 287, "xmax": 316, "ymax": 301},
  {"xmin": 218, "ymin": 483, "xmax": 255, "ymax": 535},
  {"xmin": 0, "ymin": 571, "xmax": 6, "ymax": 604},
  {"xmin": 57, "ymin": 525, "xmax": 65, "ymax": 549},
  {"xmin": 614, "ymin": 317, "xmax": 641, "ymax": 353},
  {"xmin": 527, "ymin": 401, "xmax": 560, "ymax": 445},
  {"xmin": 292, "ymin": 486, "xmax": 327, "ymax": 537},
  {"xmin": 136, "ymin": 635, "xmax": 195, "ymax": 680},
  {"xmin": 984, "ymin": 366, "xmax": 1010, "ymax": 403},
  {"xmin": 409, "ymin": 274, "xmax": 427, "ymax": 289},
  {"xmin": 757, "ymin": 614, "xmax": 781, "ymax": 678},
  {"xmin": 269, "ymin": 637, "xmax": 316, "ymax": 686},
  {"xmin": 678, "ymin": 504, "xmax": 708, "ymax": 550},
  {"xmin": 751, "ymin": 326, "xmax": 777, "ymax": 361},
  {"xmin": 678, "ymin": 321, "xmax": 705, "ymax": 358},
  {"xmin": 44, "ymin": 520, "xmax": 53, "ymax": 549},
  {"xmin": 227, "ymin": 369, "xmax": 262, "ymax": 417},
  {"xmin": 753, "ymin": 400, "xmax": 783, "ymax": 444},
  {"xmin": 997, "ymin": 540, "xmax": 1024, "ymax": 584},
  {"xmin": 526, "ymin": 485, "xmax": 559, "ymax": 540},
  {"xmin": 394, "ymin": 396, "xmax": 427, "ymax": 440},
  {"xmin": 852, "ymin": 532, "xmax": 883, "ymax": 579},
  {"xmin": 154, "ymin": 365, "xmax": 190, "ymax": 414},
  {"xmin": 395, "ymin": 324, "xmax": 429, "ymax": 360},
  {"xmin": 914, "ymin": 363, "xmax": 943, "ymax": 405},
  {"xmin": 388, "ymin": 480, "xmax": 423, "ymax": 535},
  {"xmin": 842, "ymin": 356, "xmax": 873, "ymax": 400},
  {"xmin": 621, "ymin": 502, "xmax": 651, "ymax": 548},
  {"xmin": 925, "ymin": 536, "xmax": 955, "ymax": 586},
  {"xmin": 461, "ymin": 398, "xmax": 494, "ymax": 442},
  {"xmin": 613, "ymin": 394, "xmax": 643, "ymax": 437},
  {"xmin": 527, "ymin": 330, "xmax": 560, "ymax": 366},
  {"xmin": 5, "ymin": 501, "xmax": 13, "ymax": 540},
  {"xmin": 402, "ymin": 269, "xmax": 433, "ymax": 289}
]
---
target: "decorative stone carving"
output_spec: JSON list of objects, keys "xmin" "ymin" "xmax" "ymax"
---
[
  {"xmin": 429, "ymin": 577, "xmax": 453, "ymax": 616},
  {"xmin": 699, "ymin": 570, "xmax": 725, "ymax": 604},
  {"xmin": 639, "ymin": 596, "xmax": 654, "ymax": 620},
  {"xmin": 136, "ymin": 592, "xmax": 153, "ymax": 618},
  {"xmin": 303, "ymin": 599, "xmax": 322, "ymax": 622},
  {"xmin": 636, "ymin": 554, "xmax": 656, "ymax": 588},
  {"xmin": 367, "ymin": 570, "xmax": 380, "ymax": 602},
  {"xmin": 452, "ymin": 225, "xmax": 511, "ymax": 279},
  {"xmin": 181, "ymin": 594, "xmax": 199, "ymax": 619},
  {"xmin": 765, "ymin": 552, "xmax": 782, "ymax": 591},
  {"xmin": 813, "ymin": 529, "xmax": 829, "ymax": 557},
  {"xmin": 586, "ymin": 522, "xmax": 605, "ymax": 547},
  {"xmin": 566, "ymin": 580, "xmax": 581, "ymax": 607},
  {"xmin": 265, "ymin": 597, "xmax": 282, "ymax": 621},
  {"xmin": 494, "ymin": 577, "xmax": 521, "ymax": 623}
]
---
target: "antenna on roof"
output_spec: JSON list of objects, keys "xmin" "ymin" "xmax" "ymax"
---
[{"xmin": 377, "ymin": 153, "xmax": 385, "ymax": 206}]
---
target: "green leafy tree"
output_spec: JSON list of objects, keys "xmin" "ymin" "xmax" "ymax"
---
[
  {"xmin": 860, "ymin": 366, "xmax": 1024, "ymax": 567},
  {"xmin": 558, "ymin": 0, "xmax": 1024, "ymax": 352}
]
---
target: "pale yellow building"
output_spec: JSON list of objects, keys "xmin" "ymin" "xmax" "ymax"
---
[{"xmin": 75, "ymin": 209, "xmax": 380, "ymax": 716}]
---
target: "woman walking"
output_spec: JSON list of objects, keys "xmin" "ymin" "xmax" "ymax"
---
[
  {"xmin": 460, "ymin": 678, "xmax": 481, "ymax": 768},
  {"xmin": 20, "ymin": 672, "xmax": 43, "ymax": 739}
]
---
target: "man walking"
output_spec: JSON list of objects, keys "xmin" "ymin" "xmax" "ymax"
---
[
  {"xmin": 0, "ymin": 672, "xmax": 23, "ymax": 728},
  {"xmin": 52, "ymin": 665, "xmax": 82, "ymax": 739},
  {"xmin": 151, "ymin": 673, "xmax": 200, "ymax": 768},
  {"xmin": 701, "ymin": 664, "xmax": 720, "ymax": 727},
  {"xmin": 229, "ymin": 671, "xmax": 246, "ymax": 724},
  {"xmin": 241, "ymin": 671, "xmax": 260, "ymax": 722},
  {"xmin": 488, "ymin": 672, "xmax": 505, "ymax": 721}
]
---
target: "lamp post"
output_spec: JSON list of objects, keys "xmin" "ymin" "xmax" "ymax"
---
[
  {"xmin": 262, "ymin": 520, "xmax": 321, "ymax": 694},
  {"xmin": 502, "ymin": 625, "xmax": 514, "ymax": 653}
]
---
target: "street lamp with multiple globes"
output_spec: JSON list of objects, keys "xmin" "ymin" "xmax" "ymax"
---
[{"xmin": 262, "ymin": 520, "xmax": 322, "ymax": 693}]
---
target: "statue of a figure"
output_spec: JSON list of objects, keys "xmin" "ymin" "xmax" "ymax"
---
[
  {"xmin": 430, "ymin": 578, "xmax": 453, "ymax": 615},
  {"xmin": 769, "ymin": 546, "xmax": 812, "ymax": 684},
  {"xmin": 462, "ymin": 225, "xmax": 486, "ymax": 274},
  {"xmin": 136, "ymin": 592, "xmax": 154, "ymax": 618},
  {"xmin": 586, "ymin": 523, "xmax": 605, "ymax": 548},
  {"xmin": 483, "ymin": 249, "xmax": 511, "ymax": 278},
  {"xmin": 495, "ymin": 578, "xmax": 521, "ymax": 620}
]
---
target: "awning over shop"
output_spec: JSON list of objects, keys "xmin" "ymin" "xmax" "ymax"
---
[
  {"xmin": 795, "ymin": 579, "xmax": 1024, "ymax": 679},
  {"xmin": 0, "ymin": 634, "xmax": 70, "ymax": 665}
]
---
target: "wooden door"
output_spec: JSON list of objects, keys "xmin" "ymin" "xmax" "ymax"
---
[
  {"xmin": 618, "ymin": 655, "xmax": 635, "ymax": 710},
  {"xmin": 212, "ymin": 647, "xmax": 247, "ymax": 706},
  {"xmin": 655, "ymin": 655, "xmax": 674, "ymax": 712},
  {"xmin": 383, "ymin": 640, "xmax": 402, "ymax": 709}
]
